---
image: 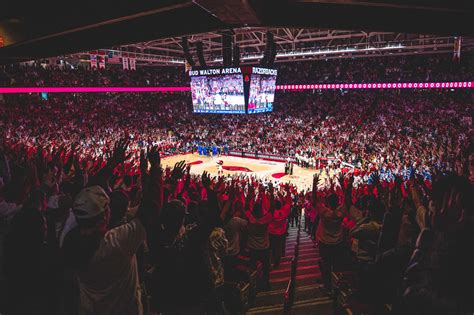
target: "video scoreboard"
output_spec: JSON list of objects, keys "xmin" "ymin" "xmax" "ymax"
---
[{"xmin": 189, "ymin": 66, "xmax": 277, "ymax": 114}]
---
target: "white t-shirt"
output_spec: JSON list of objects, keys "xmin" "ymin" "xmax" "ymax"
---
[{"xmin": 76, "ymin": 219, "xmax": 146, "ymax": 315}]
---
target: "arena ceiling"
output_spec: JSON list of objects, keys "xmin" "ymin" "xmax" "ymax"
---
[
  {"xmin": 120, "ymin": 29, "xmax": 474, "ymax": 66},
  {"xmin": 0, "ymin": 0, "xmax": 473, "ymax": 65}
]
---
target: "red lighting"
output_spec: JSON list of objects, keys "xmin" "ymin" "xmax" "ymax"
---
[
  {"xmin": 0, "ymin": 86, "xmax": 191, "ymax": 93},
  {"xmin": 2, "ymin": 81, "xmax": 473, "ymax": 96}
]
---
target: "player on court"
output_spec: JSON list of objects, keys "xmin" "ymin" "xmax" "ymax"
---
[{"xmin": 217, "ymin": 160, "xmax": 224, "ymax": 176}]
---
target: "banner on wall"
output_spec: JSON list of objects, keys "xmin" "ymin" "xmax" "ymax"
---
[
  {"xmin": 453, "ymin": 37, "xmax": 462, "ymax": 62},
  {"xmin": 122, "ymin": 57, "xmax": 129, "ymax": 70},
  {"xmin": 90, "ymin": 55, "xmax": 98, "ymax": 69},
  {"xmin": 129, "ymin": 58, "xmax": 136, "ymax": 70},
  {"xmin": 98, "ymin": 56, "xmax": 106, "ymax": 69}
]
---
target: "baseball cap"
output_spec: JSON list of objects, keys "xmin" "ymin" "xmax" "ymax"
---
[{"xmin": 73, "ymin": 186, "xmax": 110, "ymax": 219}]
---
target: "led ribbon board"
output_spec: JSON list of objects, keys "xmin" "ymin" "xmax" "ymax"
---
[
  {"xmin": 0, "ymin": 81, "xmax": 472, "ymax": 94},
  {"xmin": 276, "ymin": 81, "xmax": 473, "ymax": 91}
]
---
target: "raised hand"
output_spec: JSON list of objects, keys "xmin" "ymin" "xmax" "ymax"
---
[
  {"xmin": 147, "ymin": 146, "xmax": 161, "ymax": 166},
  {"xmin": 202, "ymin": 170, "xmax": 212, "ymax": 188},
  {"xmin": 389, "ymin": 175, "xmax": 404, "ymax": 209},
  {"xmin": 268, "ymin": 182, "xmax": 274, "ymax": 195},
  {"xmin": 313, "ymin": 173, "xmax": 320, "ymax": 187},
  {"xmin": 140, "ymin": 149, "xmax": 147, "ymax": 173},
  {"xmin": 171, "ymin": 160, "xmax": 186, "ymax": 180},
  {"xmin": 108, "ymin": 138, "xmax": 131, "ymax": 164},
  {"xmin": 337, "ymin": 173, "xmax": 345, "ymax": 187},
  {"xmin": 73, "ymin": 155, "xmax": 82, "ymax": 172},
  {"xmin": 371, "ymin": 171, "xmax": 380, "ymax": 186}
]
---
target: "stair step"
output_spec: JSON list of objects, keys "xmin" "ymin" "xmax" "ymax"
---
[
  {"xmin": 290, "ymin": 242, "xmax": 315, "ymax": 247},
  {"xmin": 294, "ymin": 284, "xmax": 328, "ymax": 302},
  {"xmin": 270, "ymin": 264, "xmax": 319, "ymax": 278},
  {"xmin": 281, "ymin": 252, "xmax": 320, "ymax": 262},
  {"xmin": 290, "ymin": 297, "xmax": 333, "ymax": 315},
  {"xmin": 295, "ymin": 273, "xmax": 323, "ymax": 288},
  {"xmin": 253, "ymin": 289, "xmax": 285, "ymax": 307},
  {"xmin": 250, "ymin": 286, "xmax": 327, "ymax": 313},
  {"xmin": 298, "ymin": 241, "xmax": 315, "ymax": 245},
  {"xmin": 259, "ymin": 283, "xmax": 327, "ymax": 303},
  {"xmin": 246, "ymin": 304, "xmax": 284, "ymax": 315},
  {"xmin": 280, "ymin": 257, "xmax": 321, "ymax": 268},
  {"xmin": 297, "ymin": 253, "xmax": 320, "ymax": 260},
  {"xmin": 249, "ymin": 227, "xmax": 327, "ymax": 314},
  {"xmin": 286, "ymin": 248, "xmax": 319, "ymax": 256},
  {"xmin": 270, "ymin": 273, "xmax": 322, "ymax": 290}
]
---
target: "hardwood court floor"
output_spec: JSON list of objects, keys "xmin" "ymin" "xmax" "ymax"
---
[{"xmin": 162, "ymin": 153, "xmax": 336, "ymax": 191}]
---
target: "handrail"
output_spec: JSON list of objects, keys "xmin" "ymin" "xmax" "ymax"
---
[
  {"xmin": 284, "ymin": 215, "xmax": 303, "ymax": 314},
  {"xmin": 283, "ymin": 256, "xmax": 297, "ymax": 314}
]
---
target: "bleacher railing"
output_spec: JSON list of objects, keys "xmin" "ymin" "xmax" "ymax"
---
[{"xmin": 283, "ymin": 218, "xmax": 302, "ymax": 314}]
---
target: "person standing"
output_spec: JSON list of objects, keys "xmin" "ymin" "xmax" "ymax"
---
[
  {"xmin": 245, "ymin": 184, "xmax": 275, "ymax": 290},
  {"xmin": 315, "ymin": 174, "xmax": 351, "ymax": 292},
  {"xmin": 269, "ymin": 185, "xmax": 291, "ymax": 268},
  {"xmin": 62, "ymin": 141, "xmax": 161, "ymax": 315}
]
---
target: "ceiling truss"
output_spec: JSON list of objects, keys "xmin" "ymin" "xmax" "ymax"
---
[{"xmin": 78, "ymin": 27, "xmax": 474, "ymax": 66}]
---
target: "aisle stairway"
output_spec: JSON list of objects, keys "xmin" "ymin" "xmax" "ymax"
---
[{"xmin": 246, "ymin": 224, "xmax": 333, "ymax": 314}]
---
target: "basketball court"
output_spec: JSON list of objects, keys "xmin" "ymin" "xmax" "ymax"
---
[{"xmin": 162, "ymin": 153, "xmax": 337, "ymax": 191}]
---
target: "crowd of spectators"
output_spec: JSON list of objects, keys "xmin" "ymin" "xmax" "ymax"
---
[
  {"xmin": 0, "ymin": 135, "xmax": 470, "ymax": 314},
  {"xmin": 1, "ymin": 52, "xmax": 473, "ymax": 88},
  {"xmin": 0, "ymin": 65, "xmax": 188, "ymax": 87},
  {"xmin": 0, "ymin": 55, "xmax": 472, "ymax": 315},
  {"xmin": 1, "ymin": 89, "xmax": 471, "ymax": 182}
]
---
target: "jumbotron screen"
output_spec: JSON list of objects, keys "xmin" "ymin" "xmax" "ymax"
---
[
  {"xmin": 248, "ymin": 67, "xmax": 277, "ymax": 114},
  {"xmin": 189, "ymin": 67, "xmax": 245, "ymax": 114}
]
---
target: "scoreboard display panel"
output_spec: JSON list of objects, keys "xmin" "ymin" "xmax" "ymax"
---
[
  {"xmin": 189, "ymin": 67, "xmax": 245, "ymax": 114},
  {"xmin": 188, "ymin": 67, "xmax": 277, "ymax": 114},
  {"xmin": 248, "ymin": 67, "xmax": 277, "ymax": 114}
]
